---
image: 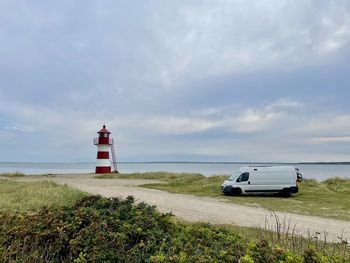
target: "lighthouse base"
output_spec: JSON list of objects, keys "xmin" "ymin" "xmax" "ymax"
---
[{"xmin": 95, "ymin": 167, "xmax": 111, "ymax": 174}]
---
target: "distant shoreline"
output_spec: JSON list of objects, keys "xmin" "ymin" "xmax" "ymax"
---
[{"xmin": 1, "ymin": 161, "xmax": 350, "ymax": 165}]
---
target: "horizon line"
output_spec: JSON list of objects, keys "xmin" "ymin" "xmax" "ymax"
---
[{"xmin": 1, "ymin": 161, "xmax": 350, "ymax": 164}]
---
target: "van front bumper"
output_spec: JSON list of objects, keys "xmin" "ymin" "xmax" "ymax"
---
[{"xmin": 220, "ymin": 185, "xmax": 232, "ymax": 194}]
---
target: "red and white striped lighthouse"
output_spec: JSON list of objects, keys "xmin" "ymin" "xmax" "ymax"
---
[{"xmin": 93, "ymin": 125, "xmax": 117, "ymax": 174}]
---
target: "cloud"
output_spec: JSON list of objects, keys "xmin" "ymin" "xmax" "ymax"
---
[
  {"xmin": 1, "ymin": 94, "xmax": 350, "ymax": 162},
  {"xmin": 307, "ymin": 136, "xmax": 350, "ymax": 144},
  {"xmin": 105, "ymin": 98, "xmax": 302, "ymax": 136},
  {"xmin": 0, "ymin": 1, "xmax": 349, "ymax": 162},
  {"xmin": 266, "ymin": 98, "xmax": 302, "ymax": 110},
  {"xmin": 142, "ymin": 0, "xmax": 350, "ymax": 87},
  {"xmin": 227, "ymin": 109, "xmax": 283, "ymax": 133},
  {"xmin": 3, "ymin": 126, "xmax": 36, "ymax": 133},
  {"xmin": 4, "ymin": 0, "xmax": 349, "ymax": 102}
]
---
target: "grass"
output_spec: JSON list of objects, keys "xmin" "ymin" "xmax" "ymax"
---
[
  {"xmin": 96, "ymin": 172, "xmax": 350, "ymax": 221},
  {"xmin": 1, "ymin": 194, "xmax": 348, "ymax": 262},
  {"xmin": 0, "ymin": 178, "xmax": 348, "ymax": 261},
  {"xmin": 96, "ymin": 171, "xmax": 204, "ymax": 180},
  {"xmin": 0, "ymin": 172, "xmax": 26, "ymax": 177},
  {"xmin": 0, "ymin": 179, "xmax": 88, "ymax": 212}
]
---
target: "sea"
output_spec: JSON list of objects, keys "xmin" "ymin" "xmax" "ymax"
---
[{"xmin": 1, "ymin": 162, "xmax": 350, "ymax": 181}]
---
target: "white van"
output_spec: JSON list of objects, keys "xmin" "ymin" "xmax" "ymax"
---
[{"xmin": 220, "ymin": 166, "xmax": 302, "ymax": 197}]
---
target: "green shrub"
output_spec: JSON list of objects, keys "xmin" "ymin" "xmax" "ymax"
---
[
  {"xmin": 0, "ymin": 195, "xmax": 174, "ymax": 262},
  {"xmin": 0, "ymin": 195, "xmax": 348, "ymax": 262}
]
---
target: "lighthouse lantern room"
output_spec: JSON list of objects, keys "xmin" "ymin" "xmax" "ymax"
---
[{"xmin": 94, "ymin": 125, "xmax": 117, "ymax": 173}]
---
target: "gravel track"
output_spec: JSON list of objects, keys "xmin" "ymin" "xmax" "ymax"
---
[{"xmin": 12, "ymin": 173, "xmax": 350, "ymax": 242}]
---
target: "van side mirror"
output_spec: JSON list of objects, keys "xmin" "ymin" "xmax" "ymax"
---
[{"xmin": 236, "ymin": 178, "xmax": 241, "ymax": 183}]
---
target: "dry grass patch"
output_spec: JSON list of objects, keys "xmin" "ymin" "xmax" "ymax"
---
[{"xmin": 0, "ymin": 172, "xmax": 25, "ymax": 177}]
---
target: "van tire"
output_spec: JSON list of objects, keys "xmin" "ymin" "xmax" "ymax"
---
[
  {"xmin": 281, "ymin": 188, "xmax": 291, "ymax": 197},
  {"xmin": 231, "ymin": 188, "xmax": 242, "ymax": 196}
]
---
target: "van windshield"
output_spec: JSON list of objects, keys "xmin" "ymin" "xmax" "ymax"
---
[{"xmin": 227, "ymin": 171, "xmax": 240, "ymax": 181}]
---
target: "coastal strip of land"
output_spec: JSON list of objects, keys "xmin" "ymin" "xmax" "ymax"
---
[{"xmin": 7, "ymin": 173, "xmax": 350, "ymax": 242}]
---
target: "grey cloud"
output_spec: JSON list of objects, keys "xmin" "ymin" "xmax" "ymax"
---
[{"xmin": 0, "ymin": 1, "xmax": 350, "ymax": 162}]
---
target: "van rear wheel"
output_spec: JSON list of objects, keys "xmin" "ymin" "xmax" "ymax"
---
[{"xmin": 281, "ymin": 188, "xmax": 291, "ymax": 197}]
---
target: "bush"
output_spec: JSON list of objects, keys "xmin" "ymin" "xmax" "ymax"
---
[
  {"xmin": 0, "ymin": 195, "xmax": 174, "ymax": 262},
  {"xmin": 0, "ymin": 195, "xmax": 348, "ymax": 262}
]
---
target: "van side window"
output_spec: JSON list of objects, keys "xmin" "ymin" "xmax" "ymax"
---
[{"xmin": 236, "ymin": 172, "xmax": 249, "ymax": 182}]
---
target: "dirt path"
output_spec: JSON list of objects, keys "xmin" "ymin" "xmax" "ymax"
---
[{"xmin": 12, "ymin": 173, "xmax": 350, "ymax": 242}]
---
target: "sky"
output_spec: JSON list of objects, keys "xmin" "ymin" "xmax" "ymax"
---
[{"xmin": 0, "ymin": 0, "xmax": 350, "ymax": 163}]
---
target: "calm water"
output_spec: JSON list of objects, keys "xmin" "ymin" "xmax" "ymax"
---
[{"xmin": 1, "ymin": 162, "xmax": 350, "ymax": 181}]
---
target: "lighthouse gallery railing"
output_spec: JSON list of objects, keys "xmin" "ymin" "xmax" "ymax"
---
[{"xmin": 93, "ymin": 137, "xmax": 114, "ymax": 145}]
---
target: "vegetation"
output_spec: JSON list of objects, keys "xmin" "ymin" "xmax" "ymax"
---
[
  {"xmin": 0, "ymin": 180, "xmax": 88, "ymax": 212},
  {"xmin": 96, "ymin": 171, "xmax": 204, "ymax": 180},
  {"xmin": 0, "ymin": 172, "xmax": 25, "ymax": 177},
  {"xmin": 1, "ymin": 194, "xmax": 348, "ymax": 262},
  {"xmin": 96, "ymin": 172, "xmax": 350, "ymax": 221}
]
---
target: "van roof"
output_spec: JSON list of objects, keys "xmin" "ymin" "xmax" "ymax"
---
[{"xmin": 239, "ymin": 166, "xmax": 296, "ymax": 172}]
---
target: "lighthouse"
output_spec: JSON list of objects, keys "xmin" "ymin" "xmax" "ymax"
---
[{"xmin": 93, "ymin": 125, "xmax": 117, "ymax": 173}]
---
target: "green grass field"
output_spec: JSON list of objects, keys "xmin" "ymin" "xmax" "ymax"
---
[
  {"xmin": 0, "ymin": 179, "xmax": 88, "ymax": 212},
  {"xmin": 96, "ymin": 172, "xmax": 350, "ymax": 221}
]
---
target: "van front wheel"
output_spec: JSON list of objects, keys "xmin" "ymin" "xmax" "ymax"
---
[{"xmin": 231, "ymin": 188, "xmax": 242, "ymax": 196}]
